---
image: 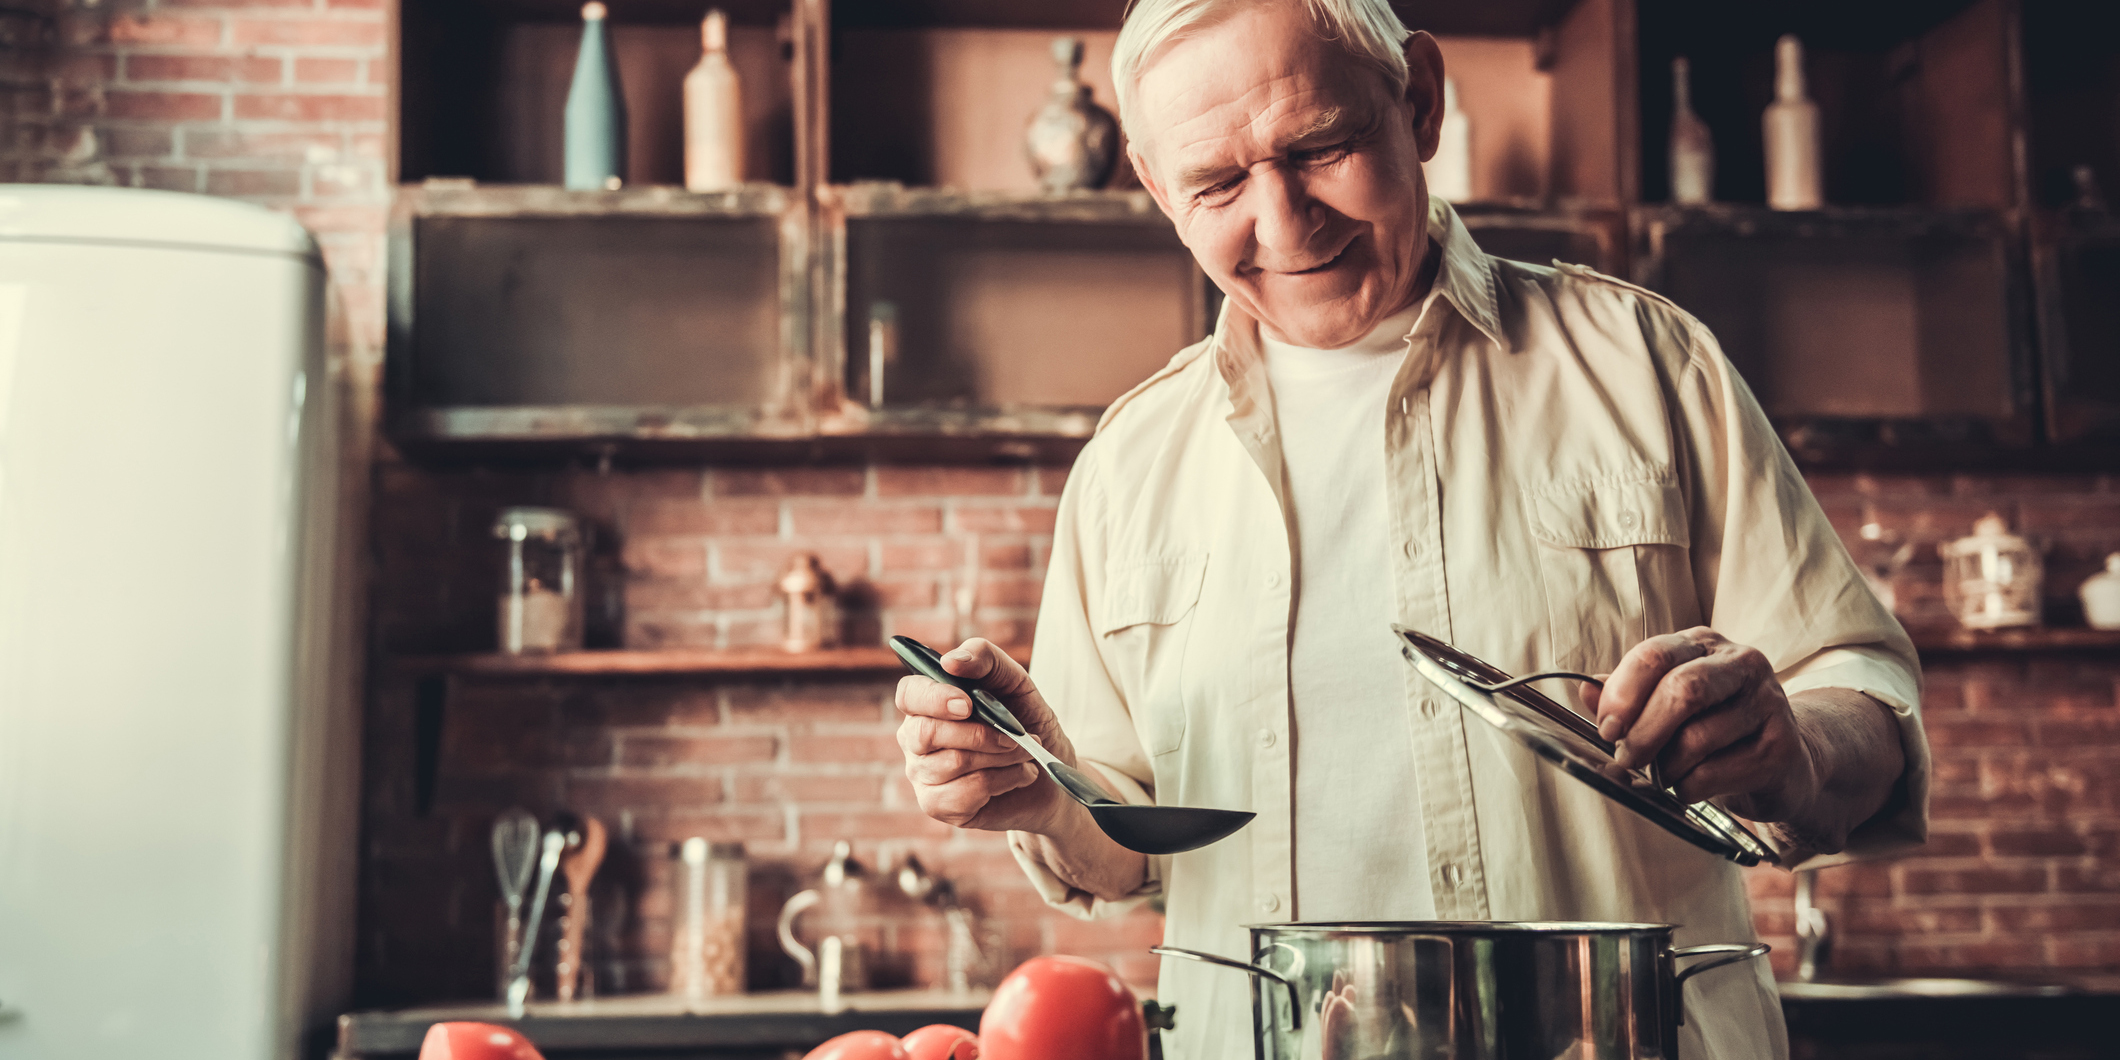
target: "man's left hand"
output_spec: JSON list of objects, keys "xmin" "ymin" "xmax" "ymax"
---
[{"xmin": 1581, "ymin": 627, "xmax": 1819, "ymax": 821}]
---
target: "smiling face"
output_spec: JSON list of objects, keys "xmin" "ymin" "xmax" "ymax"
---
[{"xmin": 1129, "ymin": 3, "xmax": 1445, "ymax": 348}]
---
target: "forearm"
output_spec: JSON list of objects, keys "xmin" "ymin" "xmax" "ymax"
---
[
  {"xmin": 1020, "ymin": 799, "xmax": 1151, "ymax": 902},
  {"xmin": 1747, "ymin": 688, "xmax": 1905, "ymax": 855}
]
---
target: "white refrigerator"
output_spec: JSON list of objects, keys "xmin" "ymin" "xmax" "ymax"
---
[{"xmin": 0, "ymin": 186, "xmax": 360, "ymax": 1059}]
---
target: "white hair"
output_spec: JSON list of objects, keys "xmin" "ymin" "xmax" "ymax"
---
[{"xmin": 1111, "ymin": 0, "xmax": 1412, "ymax": 136}]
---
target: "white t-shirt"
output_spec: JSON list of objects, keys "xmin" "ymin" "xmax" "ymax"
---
[{"xmin": 1263, "ymin": 298, "xmax": 1438, "ymax": 922}]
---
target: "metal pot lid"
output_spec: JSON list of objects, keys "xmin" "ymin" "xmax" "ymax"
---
[{"xmin": 1396, "ymin": 627, "xmax": 1778, "ymax": 867}]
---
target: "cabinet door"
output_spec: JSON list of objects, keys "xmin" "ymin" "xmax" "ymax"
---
[{"xmin": 2035, "ymin": 213, "xmax": 2120, "ymax": 444}]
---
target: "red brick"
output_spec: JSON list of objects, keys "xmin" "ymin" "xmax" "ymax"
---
[
  {"xmin": 712, "ymin": 543, "xmax": 868, "ymax": 583},
  {"xmin": 101, "ymin": 126, "xmax": 174, "ymax": 159},
  {"xmin": 724, "ymin": 684, "xmax": 890, "ymax": 723},
  {"xmin": 205, "ymin": 166, "xmax": 301, "ymax": 196},
  {"xmin": 624, "ymin": 538, "xmax": 707, "ymax": 579},
  {"xmin": 732, "ymin": 773, "xmax": 886, "ymax": 804},
  {"xmin": 1987, "ymin": 828, "xmax": 2090, "ymax": 857},
  {"xmin": 2055, "ymin": 864, "xmax": 2120, "ymax": 892},
  {"xmin": 625, "ymin": 578, "xmax": 775, "ymax": 612},
  {"xmin": 1987, "ymin": 902, "xmax": 2120, "ymax": 932},
  {"xmin": 293, "ymin": 56, "xmax": 362, "ymax": 83},
  {"xmin": 229, "ymin": 16, "xmax": 387, "ymax": 47},
  {"xmin": 629, "ymin": 811, "xmax": 786, "ymax": 844},
  {"xmin": 1901, "ymin": 866, "xmax": 2047, "ymax": 895},
  {"xmin": 566, "ymin": 686, "xmax": 721, "ymax": 728},
  {"xmin": 2050, "ymin": 934, "xmax": 2120, "ymax": 968},
  {"xmin": 977, "ymin": 573, "xmax": 1043, "ymax": 608},
  {"xmin": 2038, "ymin": 718, "xmax": 2120, "ymax": 746},
  {"xmin": 617, "ymin": 734, "xmax": 776, "ymax": 768},
  {"xmin": 800, "ymin": 810, "xmax": 951, "ymax": 840},
  {"xmin": 881, "ymin": 539, "xmax": 964, "ymax": 572},
  {"xmin": 870, "ymin": 575, "xmax": 940, "ymax": 609},
  {"xmin": 1919, "ymin": 829, "xmax": 1982, "ymax": 857},
  {"xmin": 234, "ymin": 91, "xmax": 387, "ymax": 122},
  {"xmin": 788, "ymin": 503, "xmax": 944, "ymax": 536},
  {"xmin": 1922, "ymin": 717, "xmax": 2029, "ymax": 748},
  {"xmin": 106, "ymin": 90, "xmax": 222, "ymax": 121},
  {"xmin": 563, "ymin": 774, "xmax": 726, "ymax": 810},
  {"xmin": 788, "ymin": 730, "xmax": 901, "ymax": 763},
  {"xmin": 875, "ymin": 466, "xmax": 1026, "ymax": 498},
  {"xmin": 106, "ymin": 14, "xmax": 225, "ymax": 46},
  {"xmin": 1897, "ymin": 939, "xmax": 2044, "ymax": 971},
  {"xmin": 125, "ymin": 54, "xmax": 279, "ymax": 83},
  {"xmin": 977, "ymin": 541, "xmax": 1034, "ymax": 569},
  {"xmin": 137, "ymin": 165, "xmax": 201, "ymax": 191},
  {"xmin": 883, "ymin": 613, "xmax": 957, "ymax": 647},
  {"xmin": 714, "ymin": 467, "xmax": 867, "ymax": 497},
  {"xmin": 951, "ymin": 505, "xmax": 1058, "ymax": 533},
  {"xmin": 630, "ymin": 500, "xmax": 778, "ymax": 536}
]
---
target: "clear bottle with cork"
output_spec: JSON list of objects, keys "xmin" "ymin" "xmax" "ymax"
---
[
  {"xmin": 683, "ymin": 8, "xmax": 745, "ymax": 191},
  {"xmin": 494, "ymin": 507, "xmax": 585, "ymax": 653}
]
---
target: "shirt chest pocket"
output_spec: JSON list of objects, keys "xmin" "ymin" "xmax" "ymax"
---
[
  {"xmin": 1521, "ymin": 477, "xmax": 1690, "ymax": 672},
  {"xmin": 1095, "ymin": 554, "xmax": 1206, "ymax": 757}
]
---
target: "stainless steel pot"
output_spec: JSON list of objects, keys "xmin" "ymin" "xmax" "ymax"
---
[{"xmin": 1157, "ymin": 921, "xmax": 1768, "ymax": 1060}]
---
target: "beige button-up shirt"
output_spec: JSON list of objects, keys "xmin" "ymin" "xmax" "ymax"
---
[{"xmin": 1010, "ymin": 199, "xmax": 1930, "ymax": 1060}]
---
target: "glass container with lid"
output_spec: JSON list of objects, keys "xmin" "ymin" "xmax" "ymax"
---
[
  {"xmin": 1940, "ymin": 512, "xmax": 2042, "ymax": 630},
  {"xmin": 669, "ymin": 838, "xmax": 747, "ymax": 1003},
  {"xmin": 494, "ymin": 507, "xmax": 584, "ymax": 653}
]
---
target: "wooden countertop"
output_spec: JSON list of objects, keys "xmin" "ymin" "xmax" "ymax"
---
[{"xmin": 334, "ymin": 989, "xmax": 989, "ymax": 1058}]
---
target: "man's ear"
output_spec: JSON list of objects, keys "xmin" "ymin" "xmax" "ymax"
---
[{"xmin": 1403, "ymin": 30, "xmax": 1447, "ymax": 163}]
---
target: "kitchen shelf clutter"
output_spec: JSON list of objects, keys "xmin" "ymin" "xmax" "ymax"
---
[
  {"xmin": 392, "ymin": 644, "xmax": 1029, "ymax": 677},
  {"xmin": 390, "ymin": 0, "xmax": 2120, "ymax": 467}
]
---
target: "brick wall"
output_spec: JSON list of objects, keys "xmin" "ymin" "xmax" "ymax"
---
[
  {"xmin": 359, "ymin": 461, "xmax": 2120, "ymax": 1006},
  {"xmin": 12, "ymin": 0, "xmax": 391, "ymax": 353}
]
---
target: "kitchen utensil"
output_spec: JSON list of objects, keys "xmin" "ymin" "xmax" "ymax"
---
[
  {"xmin": 508, "ymin": 829, "xmax": 566, "ymax": 1017},
  {"xmin": 1397, "ymin": 627, "xmax": 1777, "ymax": 866},
  {"xmin": 779, "ymin": 840, "xmax": 871, "ymax": 995},
  {"xmin": 490, "ymin": 808, "xmax": 541, "ymax": 998},
  {"xmin": 1157, "ymin": 921, "xmax": 1769, "ymax": 1060},
  {"xmin": 889, "ymin": 636, "xmax": 1254, "ymax": 856},
  {"xmin": 554, "ymin": 811, "xmax": 607, "ymax": 1002}
]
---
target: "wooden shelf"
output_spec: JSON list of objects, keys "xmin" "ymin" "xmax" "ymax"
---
[
  {"xmin": 392, "ymin": 645, "xmax": 1031, "ymax": 678},
  {"xmin": 1908, "ymin": 626, "xmax": 2120, "ymax": 654}
]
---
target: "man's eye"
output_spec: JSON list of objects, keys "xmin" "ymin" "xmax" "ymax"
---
[
  {"xmin": 1195, "ymin": 178, "xmax": 1243, "ymax": 206},
  {"xmin": 1294, "ymin": 142, "xmax": 1354, "ymax": 167}
]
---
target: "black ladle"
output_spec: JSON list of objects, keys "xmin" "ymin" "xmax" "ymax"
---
[{"xmin": 889, "ymin": 636, "xmax": 1254, "ymax": 856}]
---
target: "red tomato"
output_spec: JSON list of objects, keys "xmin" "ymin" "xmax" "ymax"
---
[
  {"xmin": 416, "ymin": 1022, "xmax": 546, "ymax": 1060},
  {"xmin": 978, "ymin": 956, "xmax": 1146, "ymax": 1060},
  {"xmin": 900, "ymin": 1024, "xmax": 980, "ymax": 1060},
  {"xmin": 803, "ymin": 1030, "xmax": 909, "ymax": 1060}
]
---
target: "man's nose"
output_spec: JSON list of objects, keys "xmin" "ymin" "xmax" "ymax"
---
[{"xmin": 1248, "ymin": 165, "xmax": 1324, "ymax": 263}]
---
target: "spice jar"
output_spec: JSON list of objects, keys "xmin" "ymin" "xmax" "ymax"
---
[
  {"xmin": 1940, "ymin": 512, "xmax": 2042, "ymax": 630},
  {"xmin": 494, "ymin": 507, "xmax": 585, "ymax": 653},
  {"xmin": 669, "ymin": 838, "xmax": 748, "ymax": 1004},
  {"xmin": 777, "ymin": 553, "xmax": 840, "ymax": 652}
]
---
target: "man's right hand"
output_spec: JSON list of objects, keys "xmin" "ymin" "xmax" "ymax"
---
[{"xmin": 894, "ymin": 638, "xmax": 1079, "ymax": 835}]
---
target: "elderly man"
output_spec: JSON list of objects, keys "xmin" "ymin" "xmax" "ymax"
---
[{"xmin": 892, "ymin": 0, "xmax": 1929, "ymax": 1056}]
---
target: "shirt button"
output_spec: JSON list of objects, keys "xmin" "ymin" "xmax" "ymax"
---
[
  {"xmin": 1619, "ymin": 511, "xmax": 1638, "ymax": 529},
  {"xmin": 1420, "ymin": 700, "xmax": 1441, "ymax": 719},
  {"xmin": 1440, "ymin": 864, "xmax": 1463, "ymax": 888},
  {"xmin": 1402, "ymin": 540, "xmax": 1417, "ymax": 560},
  {"xmin": 1258, "ymin": 728, "xmax": 1277, "ymax": 748},
  {"xmin": 1266, "ymin": 573, "xmax": 1282, "ymax": 589},
  {"xmin": 1260, "ymin": 895, "xmax": 1281, "ymax": 914}
]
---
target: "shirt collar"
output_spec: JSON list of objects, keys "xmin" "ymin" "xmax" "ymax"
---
[{"xmin": 1212, "ymin": 195, "xmax": 1503, "ymax": 392}]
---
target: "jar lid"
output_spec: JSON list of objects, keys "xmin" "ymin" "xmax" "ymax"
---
[
  {"xmin": 671, "ymin": 838, "xmax": 746, "ymax": 862},
  {"xmin": 493, "ymin": 507, "xmax": 579, "ymax": 540}
]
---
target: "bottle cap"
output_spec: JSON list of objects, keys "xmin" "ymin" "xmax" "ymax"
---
[{"xmin": 582, "ymin": 2, "xmax": 607, "ymax": 20}]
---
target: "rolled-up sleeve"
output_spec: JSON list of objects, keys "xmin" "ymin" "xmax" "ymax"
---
[
  {"xmin": 1006, "ymin": 441, "xmax": 1168, "ymax": 918},
  {"xmin": 1673, "ymin": 317, "xmax": 1930, "ymax": 868}
]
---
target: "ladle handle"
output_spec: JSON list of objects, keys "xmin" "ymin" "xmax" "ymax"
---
[
  {"xmin": 1152, "ymin": 946, "xmax": 1303, "ymax": 1031},
  {"xmin": 889, "ymin": 636, "xmax": 1026, "ymax": 736}
]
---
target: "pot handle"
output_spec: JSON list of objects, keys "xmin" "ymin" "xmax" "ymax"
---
[
  {"xmin": 1152, "ymin": 946, "xmax": 1304, "ymax": 1031},
  {"xmin": 1671, "ymin": 942, "xmax": 1772, "ymax": 987}
]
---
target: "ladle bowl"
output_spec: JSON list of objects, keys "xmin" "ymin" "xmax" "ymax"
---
[{"xmin": 889, "ymin": 636, "xmax": 1254, "ymax": 855}]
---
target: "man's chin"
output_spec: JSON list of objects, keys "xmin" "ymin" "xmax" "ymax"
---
[{"xmin": 1255, "ymin": 294, "xmax": 1384, "ymax": 349}]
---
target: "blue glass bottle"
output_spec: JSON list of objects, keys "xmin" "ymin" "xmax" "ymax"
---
[{"xmin": 565, "ymin": 1, "xmax": 627, "ymax": 190}]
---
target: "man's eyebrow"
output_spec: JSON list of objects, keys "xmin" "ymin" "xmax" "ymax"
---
[{"xmin": 1174, "ymin": 107, "xmax": 1357, "ymax": 190}]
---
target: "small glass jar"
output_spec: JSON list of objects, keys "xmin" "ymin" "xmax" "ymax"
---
[
  {"xmin": 669, "ymin": 838, "xmax": 747, "ymax": 1003},
  {"xmin": 494, "ymin": 507, "xmax": 584, "ymax": 654},
  {"xmin": 777, "ymin": 553, "xmax": 840, "ymax": 653},
  {"xmin": 1940, "ymin": 512, "xmax": 2042, "ymax": 630}
]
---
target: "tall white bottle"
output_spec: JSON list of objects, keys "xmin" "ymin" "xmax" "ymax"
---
[
  {"xmin": 1427, "ymin": 77, "xmax": 1472, "ymax": 202},
  {"xmin": 1763, "ymin": 34, "xmax": 1822, "ymax": 210},
  {"xmin": 1669, "ymin": 56, "xmax": 1714, "ymax": 205},
  {"xmin": 683, "ymin": 8, "xmax": 745, "ymax": 191}
]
